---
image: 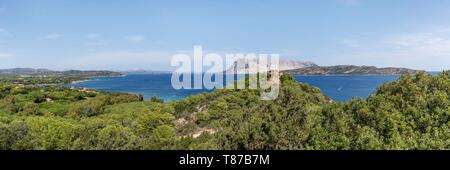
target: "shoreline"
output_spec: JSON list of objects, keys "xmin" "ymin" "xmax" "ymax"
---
[
  {"xmin": 291, "ymin": 74, "xmax": 403, "ymax": 77},
  {"xmin": 69, "ymin": 79, "xmax": 89, "ymax": 84},
  {"xmin": 68, "ymin": 74, "xmax": 126, "ymax": 84},
  {"xmin": 290, "ymin": 71, "xmax": 440, "ymax": 77},
  {"xmin": 63, "ymin": 73, "xmax": 400, "ymax": 103}
]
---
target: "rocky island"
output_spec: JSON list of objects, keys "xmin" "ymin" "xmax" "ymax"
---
[
  {"xmin": 284, "ymin": 65, "xmax": 422, "ymax": 75},
  {"xmin": 226, "ymin": 58, "xmax": 317, "ymax": 74},
  {"xmin": 226, "ymin": 59, "xmax": 421, "ymax": 75}
]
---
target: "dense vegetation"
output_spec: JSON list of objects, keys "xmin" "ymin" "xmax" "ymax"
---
[
  {"xmin": 0, "ymin": 75, "xmax": 89, "ymax": 85},
  {"xmin": 0, "ymin": 69, "xmax": 122, "ymax": 85},
  {"xmin": 0, "ymin": 68, "xmax": 121, "ymax": 77},
  {"xmin": 0, "ymin": 72, "xmax": 448, "ymax": 150}
]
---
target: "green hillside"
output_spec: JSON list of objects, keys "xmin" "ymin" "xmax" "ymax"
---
[{"xmin": 0, "ymin": 72, "xmax": 448, "ymax": 150}]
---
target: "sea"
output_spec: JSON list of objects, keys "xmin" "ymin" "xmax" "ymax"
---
[{"xmin": 67, "ymin": 74, "xmax": 405, "ymax": 102}]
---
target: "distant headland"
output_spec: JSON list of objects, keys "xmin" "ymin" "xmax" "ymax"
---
[{"xmin": 284, "ymin": 65, "xmax": 422, "ymax": 75}]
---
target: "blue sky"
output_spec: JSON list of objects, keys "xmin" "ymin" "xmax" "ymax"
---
[{"xmin": 0, "ymin": 0, "xmax": 450, "ymax": 71}]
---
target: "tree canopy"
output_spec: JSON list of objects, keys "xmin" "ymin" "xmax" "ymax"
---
[{"xmin": 0, "ymin": 72, "xmax": 448, "ymax": 150}]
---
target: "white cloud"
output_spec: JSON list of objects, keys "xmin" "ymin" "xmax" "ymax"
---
[
  {"xmin": 383, "ymin": 29, "xmax": 450, "ymax": 56},
  {"xmin": 59, "ymin": 51, "xmax": 173, "ymax": 70},
  {"xmin": 0, "ymin": 28, "xmax": 12, "ymax": 46},
  {"xmin": 0, "ymin": 28, "xmax": 13, "ymax": 37},
  {"xmin": 337, "ymin": 38, "xmax": 361, "ymax": 47},
  {"xmin": 83, "ymin": 33, "xmax": 109, "ymax": 46},
  {"xmin": 125, "ymin": 35, "xmax": 146, "ymax": 43},
  {"xmin": 39, "ymin": 33, "xmax": 64, "ymax": 40},
  {"xmin": 329, "ymin": 28, "xmax": 450, "ymax": 71},
  {"xmin": 84, "ymin": 33, "xmax": 102, "ymax": 39},
  {"xmin": 85, "ymin": 40, "xmax": 109, "ymax": 46},
  {"xmin": 0, "ymin": 53, "xmax": 13, "ymax": 58}
]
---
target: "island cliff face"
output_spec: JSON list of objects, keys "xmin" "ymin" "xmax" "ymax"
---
[
  {"xmin": 226, "ymin": 58, "xmax": 317, "ymax": 74},
  {"xmin": 284, "ymin": 65, "xmax": 421, "ymax": 75},
  {"xmin": 225, "ymin": 58, "xmax": 421, "ymax": 75}
]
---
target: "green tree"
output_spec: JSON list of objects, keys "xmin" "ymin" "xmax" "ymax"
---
[
  {"xmin": 95, "ymin": 125, "xmax": 138, "ymax": 150},
  {"xmin": 22, "ymin": 102, "xmax": 41, "ymax": 115},
  {"xmin": 0, "ymin": 95, "xmax": 19, "ymax": 114}
]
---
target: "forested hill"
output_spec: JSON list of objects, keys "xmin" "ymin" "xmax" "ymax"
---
[
  {"xmin": 0, "ymin": 68, "xmax": 122, "ymax": 77},
  {"xmin": 172, "ymin": 72, "xmax": 449, "ymax": 149},
  {"xmin": 0, "ymin": 71, "xmax": 449, "ymax": 150},
  {"xmin": 285, "ymin": 65, "xmax": 421, "ymax": 75}
]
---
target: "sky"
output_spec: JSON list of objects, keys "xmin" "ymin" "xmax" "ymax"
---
[{"xmin": 0, "ymin": 0, "xmax": 450, "ymax": 71}]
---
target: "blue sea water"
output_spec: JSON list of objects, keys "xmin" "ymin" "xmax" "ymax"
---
[
  {"xmin": 68, "ymin": 74, "xmax": 400, "ymax": 102},
  {"xmin": 294, "ymin": 75, "xmax": 399, "ymax": 101},
  {"xmin": 69, "ymin": 74, "xmax": 211, "ymax": 101}
]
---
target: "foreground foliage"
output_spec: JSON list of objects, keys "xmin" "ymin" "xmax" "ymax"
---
[{"xmin": 0, "ymin": 72, "xmax": 448, "ymax": 150}]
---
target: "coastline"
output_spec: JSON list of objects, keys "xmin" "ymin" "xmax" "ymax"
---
[
  {"xmin": 290, "ymin": 71, "xmax": 439, "ymax": 76},
  {"xmin": 61, "ymin": 73, "xmax": 406, "ymax": 103},
  {"xmin": 291, "ymin": 74, "xmax": 403, "ymax": 77},
  {"xmin": 68, "ymin": 74, "xmax": 126, "ymax": 85},
  {"xmin": 69, "ymin": 79, "xmax": 89, "ymax": 84}
]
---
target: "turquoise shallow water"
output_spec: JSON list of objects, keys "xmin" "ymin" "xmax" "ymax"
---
[{"xmin": 68, "ymin": 74, "xmax": 400, "ymax": 102}]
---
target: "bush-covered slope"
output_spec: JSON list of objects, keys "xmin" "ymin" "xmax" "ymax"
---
[
  {"xmin": 0, "ymin": 72, "xmax": 448, "ymax": 150},
  {"xmin": 173, "ymin": 72, "xmax": 449, "ymax": 150}
]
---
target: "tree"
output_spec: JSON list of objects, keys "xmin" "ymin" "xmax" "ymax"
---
[
  {"xmin": 151, "ymin": 96, "xmax": 164, "ymax": 103},
  {"xmin": 69, "ymin": 95, "xmax": 109, "ymax": 117},
  {"xmin": 95, "ymin": 125, "xmax": 138, "ymax": 150},
  {"xmin": 0, "ymin": 83, "xmax": 11, "ymax": 99},
  {"xmin": 22, "ymin": 102, "xmax": 41, "ymax": 115},
  {"xmin": 0, "ymin": 95, "xmax": 19, "ymax": 114},
  {"xmin": 0, "ymin": 121, "xmax": 30, "ymax": 150},
  {"xmin": 28, "ymin": 91, "xmax": 46, "ymax": 103},
  {"xmin": 142, "ymin": 125, "xmax": 176, "ymax": 150}
]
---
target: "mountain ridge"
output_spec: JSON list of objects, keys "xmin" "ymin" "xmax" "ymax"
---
[
  {"xmin": 226, "ymin": 58, "xmax": 317, "ymax": 74},
  {"xmin": 0, "ymin": 68, "xmax": 122, "ymax": 77},
  {"xmin": 285, "ymin": 65, "xmax": 422, "ymax": 75}
]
